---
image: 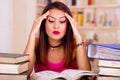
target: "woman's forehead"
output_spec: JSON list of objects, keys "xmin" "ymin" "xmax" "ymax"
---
[
  {"xmin": 47, "ymin": 15, "xmax": 66, "ymax": 20},
  {"xmin": 48, "ymin": 9, "xmax": 66, "ymax": 18}
]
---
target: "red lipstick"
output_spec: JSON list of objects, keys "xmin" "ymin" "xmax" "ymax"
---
[{"xmin": 53, "ymin": 31, "xmax": 60, "ymax": 35}]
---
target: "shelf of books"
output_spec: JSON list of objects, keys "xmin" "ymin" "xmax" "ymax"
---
[
  {"xmin": 73, "ymin": 3, "xmax": 120, "ymax": 43},
  {"xmin": 71, "ymin": 5, "xmax": 120, "ymax": 27},
  {"xmin": 73, "ymin": 4, "xmax": 120, "ymax": 43}
]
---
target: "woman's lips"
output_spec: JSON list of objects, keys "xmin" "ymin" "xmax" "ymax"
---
[{"xmin": 53, "ymin": 31, "xmax": 60, "ymax": 35}]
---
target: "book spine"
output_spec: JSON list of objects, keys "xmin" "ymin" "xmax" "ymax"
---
[
  {"xmin": 78, "ymin": 11, "xmax": 84, "ymax": 26},
  {"xmin": 83, "ymin": 8, "xmax": 95, "ymax": 26},
  {"xmin": 96, "ymin": 9, "xmax": 106, "ymax": 27}
]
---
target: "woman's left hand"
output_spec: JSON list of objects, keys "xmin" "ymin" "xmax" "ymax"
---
[{"xmin": 65, "ymin": 13, "xmax": 82, "ymax": 43}]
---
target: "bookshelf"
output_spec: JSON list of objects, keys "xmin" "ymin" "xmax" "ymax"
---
[
  {"xmin": 36, "ymin": 0, "xmax": 120, "ymax": 43},
  {"xmin": 71, "ymin": 4, "xmax": 120, "ymax": 43}
]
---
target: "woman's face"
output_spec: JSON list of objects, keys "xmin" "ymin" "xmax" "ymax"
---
[{"xmin": 45, "ymin": 8, "xmax": 67, "ymax": 41}]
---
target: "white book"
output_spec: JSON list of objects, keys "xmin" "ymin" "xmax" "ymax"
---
[
  {"xmin": 0, "ymin": 72, "xmax": 27, "ymax": 80},
  {"xmin": 98, "ymin": 60, "xmax": 120, "ymax": 68},
  {"xmin": 99, "ymin": 67, "xmax": 120, "ymax": 76},
  {"xmin": 30, "ymin": 69, "xmax": 97, "ymax": 80},
  {"xmin": 98, "ymin": 76, "xmax": 120, "ymax": 80},
  {"xmin": 0, "ymin": 61, "xmax": 28, "ymax": 74},
  {"xmin": 0, "ymin": 53, "xmax": 29, "ymax": 64}
]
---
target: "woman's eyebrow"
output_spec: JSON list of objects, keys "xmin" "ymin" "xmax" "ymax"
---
[{"xmin": 59, "ymin": 16, "xmax": 66, "ymax": 19}]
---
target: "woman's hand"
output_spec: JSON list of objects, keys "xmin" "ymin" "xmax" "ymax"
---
[
  {"xmin": 66, "ymin": 13, "xmax": 91, "ymax": 70},
  {"xmin": 65, "ymin": 13, "xmax": 82, "ymax": 43},
  {"xmin": 30, "ymin": 11, "xmax": 49, "ymax": 36}
]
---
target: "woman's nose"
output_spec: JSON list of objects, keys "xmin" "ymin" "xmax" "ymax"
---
[{"xmin": 54, "ymin": 21, "xmax": 59, "ymax": 29}]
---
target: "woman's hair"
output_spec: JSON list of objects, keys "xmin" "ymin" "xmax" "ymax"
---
[{"xmin": 36, "ymin": 1, "xmax": 75, "ymax": 66}]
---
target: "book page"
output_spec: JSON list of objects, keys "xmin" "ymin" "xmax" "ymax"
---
[
  {"xmin": 30, "ymin": 70, "xmax": 70, "ymax": 80},
  {"xmin": 61, "ymin": 69, "xmax": 97, "ymax": 80}
]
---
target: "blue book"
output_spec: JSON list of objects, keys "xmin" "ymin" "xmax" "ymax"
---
[{"xmin": 87, "ymin": 43, "xmax": 120, "ymax": 61}]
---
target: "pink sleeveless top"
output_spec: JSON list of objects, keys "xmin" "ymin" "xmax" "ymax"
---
[{"xmin": 34, "ymin": 58, "xmax": 78, "ymax": 73}]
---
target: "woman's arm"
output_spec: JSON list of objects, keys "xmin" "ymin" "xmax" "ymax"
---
[
  {"xmin": 75, "ymin": 40, "xmax": 91, "ymax": 70},
  {"xmin": 24, "ymin": 34, "xmax": 38, "ymax": 76},
  {"xmin": 24, "ymin": 11, "xmax": 49, "ymax": 76},
  {"xmin": 65, "ymin": 13, "xmax": 91, "ymax": 70}
]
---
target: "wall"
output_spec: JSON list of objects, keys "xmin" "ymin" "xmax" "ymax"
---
[
  {"xmin": 0, "ymin": 0, "xmax": 36, "ymax": 53},
  {"xmin": 0, "ymin": 0, "xmax": 13, "ymax": 52}
]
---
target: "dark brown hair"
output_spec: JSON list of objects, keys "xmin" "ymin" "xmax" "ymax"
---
[{"xmin": 36, "ymin": 1, "xmax": 75, "ymax": 66}]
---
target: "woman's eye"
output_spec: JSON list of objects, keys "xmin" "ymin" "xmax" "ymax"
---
[
  {"xmin": 60, "ymin": 20, "xmax": 66, "ymax": 23},
  {"xmin": 48, "ymin": 20, "xmax": 54, "ymax": 23}
]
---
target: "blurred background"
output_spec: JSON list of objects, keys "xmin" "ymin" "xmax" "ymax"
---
[
  {"xmin": 0, "ymin": 0, "xmax": 36, "ymax": 53},
  {"xmin": 0, "ymin": 0, "xmax": 120, "ymax": 53}
]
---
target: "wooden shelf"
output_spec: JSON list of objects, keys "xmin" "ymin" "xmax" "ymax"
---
[
  {"xmin": 37, "ymin": 3, "xmax": 120, "ymax": 10},
  {"xmin": 79, "ymin": 26, "xmax": 120, "ymax": 30},
  {"xmin": 70, "ymin": 4, "xmax": 120, "ymax": 9}
]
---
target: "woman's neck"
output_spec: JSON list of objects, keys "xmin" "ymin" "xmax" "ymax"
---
[
  {"xmin": 48, "ymin": 39, "xmax": 62, "ymax": 50},
  {"xmin": 49, "ymin": 39, "xmax": 62, "ymax": 46}
]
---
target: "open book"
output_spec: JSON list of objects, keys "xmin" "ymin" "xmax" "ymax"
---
[{"xmin": 30, "ymin": 69, "xmax": 97, "ymax": 80}]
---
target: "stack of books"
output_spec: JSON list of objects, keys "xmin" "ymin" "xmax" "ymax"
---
[
  {"xmin": 98, "ymin": 59, "xmax": 120, "ymax": 80},
  {"xmin": 0, "ymin": 53, "xmax": 29, "ymax": 80},
  {"xmin": 87, "ymin": 43, "xmax": 120, "ymax": 80}
]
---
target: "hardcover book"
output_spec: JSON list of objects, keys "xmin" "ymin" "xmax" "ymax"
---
[
  {"xmin": 99, "ymin": 67, "xmax": 120, "ymax": 77},
  {"xmin": 0, "ymin": 72, "xmax": 27, "ymax": 80},
  {"xmin": 0, "ymin": 61, "xmax": 28, "ymax": 74},
  {"xmin": 98, "ymin": 75, "xmax": 120, "ymax": 80},
  {"xmin": 0, "ymin": 53, "xmax": 29, "ymax": 64},
  {"xmin": 0, "ymin": 53, "xmax": 29, "ymax": 74},
  {"xmin": 87, "ymin": 43, "xmax": 120, "ymax": 61},
  {"xmin": 98, "ymin": 59, "xmax": 120, "ymax": 68}
]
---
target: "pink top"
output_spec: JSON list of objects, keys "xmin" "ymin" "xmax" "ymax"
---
[{"xmin": 34, "ymin": 58, "xmax": 78, "ymax": 73}]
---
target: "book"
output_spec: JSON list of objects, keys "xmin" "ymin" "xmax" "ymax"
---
[
  {"xmin": 83, "ymin": 8, "xmax": 94, "ymax": 26},
  {"xmin": 99, "ymin": 67, "xmax": 120, "ymax": 77},
  {"xmin": 98, "ymin": 59, "xmax": 120, "ymax": 68},
  {"xmin": 98, "ymin": 75, "xmax": 120, "ymax": 80},
  {"xmin": 0, "ymin": 53, "xmax": 29, "ymax": 64},
  {"xmin": 0, "ymin": 72, "xmax": 27, "ymax": 80},
  {"xmin": 30, "ymin": 69, "xmax": 97, "ymax": 80},
  {"xmin": 87, "ymin": 43, "xmax": 120, "ymax": 61},
  {"xmin": 77, "ymin": 11, "xmax": 84, "ymax": 26},
  {"xmin": 95, "ymin": 9, "xmax": 105, "ymax": 27},
  {"xmin": 0, "ymin": 61, "xmax": 28, "ymax": 74}
]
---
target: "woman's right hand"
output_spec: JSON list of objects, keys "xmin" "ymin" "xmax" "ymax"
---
[{"xmin": 30, "ymin": 11, "xmax": 49, "ymax": 36}]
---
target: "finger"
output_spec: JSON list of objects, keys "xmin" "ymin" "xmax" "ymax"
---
[
  {"xmin": 36, "ymin": 11, "xmax": 49, "ymax": 21},
  {"xmin": 32, "ymin": 11, "xmax": 49, "ymax": 34},
  {"xmin": 65, "ymin": 13, "xmax": 81, "ymax": 40},
  {"xmin": 40, "ymin": 11, "xmax": 49, "ymax": 20},
  {"xmin": 65, "ymin": 13, "xmax": 80, "ymax": 29},
  {"xmin": 34, "ymin": 11, "xmax": 49, "ymax": 28},
  {"xmin": 65, "ymin": 13, "xmax": 76, "ymax": 24}
]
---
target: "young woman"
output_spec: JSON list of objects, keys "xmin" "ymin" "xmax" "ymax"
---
[{"xmin": 24, "ymin": 1, "xmax": 91, "ymax": 77}]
